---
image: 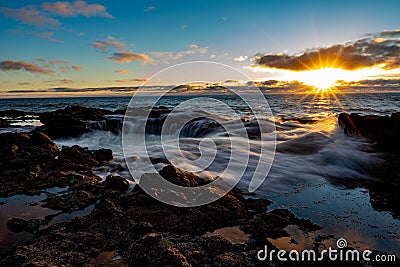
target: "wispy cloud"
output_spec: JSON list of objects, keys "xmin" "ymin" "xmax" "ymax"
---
[
  {"xmin": 42, "ymin": 1, "xmax": 113, "ymax": 18},
  {"xmin": 8, "ymin": 27, "xmax": 63, "ymax": 43},
  {"xmin": 0, "ymin": 60, "xmax": 54, "ymax": 74},
  {"xmin": 18, "ymin": 82, "xmax": 32, "ymax": 85},
  {"xmin": 150, "ymin": 43, "xmax": 209, "ymax": 64},
  {"xmin": 108, "ymin": 52, "xmax": 153, "ymax": 64},
  {"xmin": 0, "ymin": 6, "xmax": 59, "ymax": 28},
  {"xmin": 253, "ymin": 29, "xmax": 400, "ymax": 71},
  {"xmin": 45, "ymin": 79, "xmax": 74, "ymax": 85},
  {"xmin": 0, "ymin": 1, "xmax": 113, "ymax": 29},
  {"xmin": 144, "ymin": 6, "xmax": 156, "ymax": 12},
  {"xmin": 8, "ymin": 86, "xmax": 139, "ymax": 94},
  {"xmin": 233, "ymin": 55, "xmax": 248, "ymax": 62},
  {"xmin": 115, "ymin": 78, "xmax": 148, "ymax": 83},
  {"xmin": 72, "ymin": 65, "xmax": 83, "ymax": 71},
  {"xmin": 49, "ymin": 59, "xmax": 69, "ymax": 65},
  {"xmin": 115, "ymin": 69, "xmax": 129, "ymax": 74},
  {"xmin": 31, "ymin": 31, "xmax": 63, "ymax": 43},
  {"xmin": 92, "ymin": 36, "xmax": 126, "ymax": 51}
]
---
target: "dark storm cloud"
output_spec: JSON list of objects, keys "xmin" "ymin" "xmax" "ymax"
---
[{"xmin": 255, "ymin": 30, "xmax": 400, "ymax": 71}]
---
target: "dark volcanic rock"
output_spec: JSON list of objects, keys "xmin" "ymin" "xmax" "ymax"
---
[
  {"xmin": 338, "ymin": 112, "xmax": 400, "ymax": 150},
  {"xmin": 159, "ymin": 164, "xmax": 210, "ymax": 187},
  {"xmin": 104, "ymin": 174, "xmax": 129, "ymax": 191},
  {"xmin": 58, "ymin": 145, "xmax": 113, "ymax": 171},
  {"xmin": 37, "ymin": 105, "xmax": 112, "ymax": 139},
  {"xmin": 6, "ymin": 217, "xmax": 43, "ymax": 233},
  {"xmin": 42, "ymin": 190, "xmax": 96, "ymax": 213},
  {"xmin": 34, "ymin": 105, "xmax": 172, "ymax": 139},
  {"xmin": 0, "ymin": 132, "xmax": 112, "ymax": 197},
  {"xmin": 0, "ymin": 162, "xmax": 320, "ymax": 266},
  {"xmin": 338, "ymin": 112, "xmax": 400, "ymax": 217}
]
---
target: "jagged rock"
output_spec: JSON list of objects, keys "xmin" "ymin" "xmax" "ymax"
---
[
  {"xmin": 104, "ymin": 175, "xmax": 129, "ymax": 191},
  {"xmin": 42, "ymin": 190, "xmax": 96, "ymax": 213},
  {"xmin": 0, "ymin": 132, "xmax": 111, "ymax": 197},
  {"xmin": 338, "ymin": 112, "xmax": 400, "ymax": 150},
  {"xmin": 158, "ymin": 164, "xmax": 210, "ymax": 187},
  {"xmin": 37, "ymin": 105, "xmax": 112, "ymax": 139},
  {"xmin": 6, "ymin": 217, "xmax": 43, "ymax": 233}
]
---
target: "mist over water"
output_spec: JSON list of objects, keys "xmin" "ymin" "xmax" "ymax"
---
[{"xmin": 1, "ymin": 92, "xmax": 400, "ymax": 255}]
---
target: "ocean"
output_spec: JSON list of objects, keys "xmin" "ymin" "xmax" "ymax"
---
[{"xmin": 1, "ymin": 92, "xmax": 400, "ymax": 255}]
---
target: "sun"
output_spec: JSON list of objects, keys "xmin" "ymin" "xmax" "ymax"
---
[{"xmin": 293, "ymin": 68, "xmax": 347, "ymax": 91}]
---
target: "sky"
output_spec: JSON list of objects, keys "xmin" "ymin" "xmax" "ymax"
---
[{"xmin": 0, "ymin": 0, "xmax": 400, "ymax": 97}]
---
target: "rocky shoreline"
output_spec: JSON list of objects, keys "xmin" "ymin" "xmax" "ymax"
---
[{"xmin": 0, "ymin": 106, "xmax": 399, "ymax": 266}]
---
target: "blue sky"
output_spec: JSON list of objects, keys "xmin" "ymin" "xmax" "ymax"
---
[{"xmin": 0, "ymin": 0, "xmax": 399, "ymax": 96}]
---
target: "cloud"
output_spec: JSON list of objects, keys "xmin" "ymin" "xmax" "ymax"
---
[
  {"xmin": 0, "ymin": 6, "xmax": 59, "ymax": 28},
  {"xmin": 115, "ymin": 69, "xmax": 129, "ymax": 74},
  {"xmin": 150, "ymin": 44, "xmax": 209, "ymax": 64},
  {"xmin": 108, "ymin": 52, "xmax": 153, "ymax": 64},
  {"xmin": 31, "ymin": 31, "xmax": 63, "ymax": 43},
  {"xmin": 49, "ymin": 59, "xmax": 69, "ymax": 65},
  {"xmin": 18, "ymin": 82, "xmax": 32, "ymax": 85},
  {"xmin": 8, "ymin": 86, "xmax": 139, "ymax": 94},
  {"xmin": 0, "ymin": 1, "xmax": 112, "ymax": 29},
  {"xmin": 92, "ymin": 42, "xmax": 106, "ymax": 50},
  {"xmin": 72, "ymin": 65, "xmax": 83, "ymax": 71},
  {"xmin": 42, "ymin": 1, "xmax": 113, "ymax": 18},
  {"xmin": 92, "ymin": 36, "xmax": 126, "ymax": 51},
  {"xmin": 115, "ymin": 78, "xmax": 148, "ymax": 83},
  {"xmin": 144, "ymin": 6, "xmax": 156, "ymax": 12},
  {"xmin": 233, "ymin": 55, "xmax": 248, "ymax": 62},
  {"xmin": 188, "ymin": 43, "xmax": 198, "ymax": 49},
  {"xmin": 59, "ymin": 66, "xmax": 69, "ymax": 72},
  {"xmin": 45, "ymin": 79, "xmax": 74, "ymax": 85},
  {"xmin": 0, "ymin": 60, "xmax": 54, "ymax": 74},
  {"xmin": 254, "ymin": 29, "xmax": 400, "ymax": 71},
  {"xmin": 339, "ymin": 78, "xmax": 400, "ymax": 87}
]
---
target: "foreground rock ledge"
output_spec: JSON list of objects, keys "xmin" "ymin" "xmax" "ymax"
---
[
  {"xmin": 1, "ymin": 165, "xmax": 322, "ymax": 266},
  {"xmin": 0, "ymin": 131, "xmax": 323, "ymax": 266}
]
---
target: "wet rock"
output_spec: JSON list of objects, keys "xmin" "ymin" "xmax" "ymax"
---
[
  {"xmin": 134, "ymin": 222, "xmax": 154, "ymax": 235},
  {"xmin": 6, "ymin": 217, "xmax": 43, "ymax": 233},
  {"xmin": 158, "ymin": 164, "xmax": 210, "ymax": 187},
  {"xmin": 42, "ymin": 190, "xmax": 96, "ymax": 213},
  {"xmin": 58, "ymin": 145, "xmax": 112, "ymax": 171},
  {"xmin": 0, "ymin": 165, "xmax": 324, "ymax": 266},
  {"xmin": 338, "ymin": 112, "xmax": 400, "ymax": 217},
  {"xmin": 37, "ymin": 105, "xmax": 112, "ymax": 139},
  {"xmin": 104, "ymin": 175, "xmax": 129, "ymax": 191},
  {"xmin": 338, "ymin": 112, "xmax": 400, "ymax": 150},
  {"xmin": 92, "ymin": 148, "xmax": 113, "ymax": 163},
  {"xmin": 243, "ymin": 208, "xmax": 322, "ymax": 240},
  {"xmin": 0, "ymin": 131, "xmax": 110, "ymax": 197},
  {"xmin": 104, "ymin": 118, "xmax": 122, "ymax": 134}
]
